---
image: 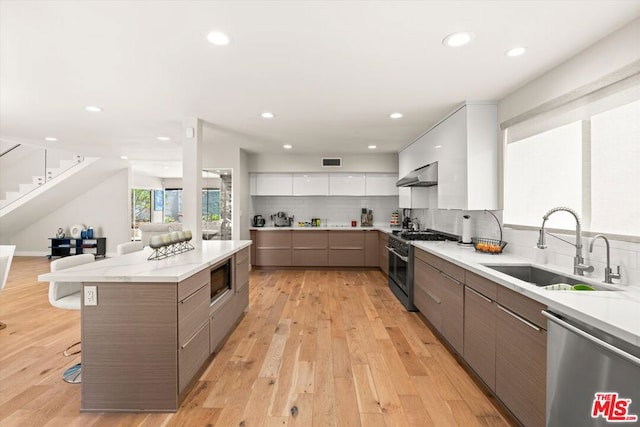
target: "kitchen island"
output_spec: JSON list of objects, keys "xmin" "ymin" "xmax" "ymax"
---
[{"xmin": 38, "ymin": 240, "xmax": 252, "ymax": 412}]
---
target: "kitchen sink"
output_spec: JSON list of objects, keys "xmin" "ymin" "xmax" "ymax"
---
[{"xmin": 481, "ymin": 264, "xmax": 618, "ymax": 291}]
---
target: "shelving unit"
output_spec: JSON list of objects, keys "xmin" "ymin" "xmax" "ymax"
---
[{"xmin": 48, "ymin": 237, "xmax": 106, "ymax": 259}]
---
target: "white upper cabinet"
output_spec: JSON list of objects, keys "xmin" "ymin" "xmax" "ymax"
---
[
  {"xmin": 292, "ymin": 173, "xmax": 329, "ymax": 196},
  {"xmin": 399, "ymin": 102, "xmax": 498, "ymax": 210},
  {"xmin": 253, "ymin": 173, "xmax": 293, "ymax": 196},
  {"xmin": 365, "ymin": 173, "xmax": 398, "ymax": 196},
  {"xmin": 329, "ymin": 173, "xmax": 366, "ymax": 196}
]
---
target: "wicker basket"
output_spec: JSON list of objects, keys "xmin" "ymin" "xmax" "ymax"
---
[{"xmin": 472, "ymin": 237, "xmax": 507, "ymax": 254}]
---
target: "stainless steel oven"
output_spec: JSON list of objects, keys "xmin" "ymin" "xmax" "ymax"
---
[
  {"xmin": 387, "ymin": 230, "xmax": 458, "ymax": 312},
  {"xmin": 387, "ymin": 234, "xmax": 416, "ymax": 311}
]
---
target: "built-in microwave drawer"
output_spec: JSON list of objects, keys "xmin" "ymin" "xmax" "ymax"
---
[{"xmin": 178, "ymin": 284, "xmax": 209, "ymax": 347}]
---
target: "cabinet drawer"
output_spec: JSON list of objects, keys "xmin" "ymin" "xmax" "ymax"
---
[
  {"xmin": 291, "ymin": 231, "xmax": 328, "ymax": 249},
  {"xmin": 235, "ymin": 281, "xmax": 249, "ymax": 314},
  {"xmin": 256, "ymin": 231, "xmax": 291, "ymax": 249},
  {"xmin": 328, "ymin": 231, "xmax": 364, "ymax": 248},
  {"xmin": 464, "ymin": 286, "xmax": 497, "ymax": 390},
  {"xmin": 235, "ymin": 246, "xmax": 250, "ymax": 264},
  {"xmin": 328, "ymin": 249, "xmax": 364, "ymax": 266},
  {"xmin": 439, "ymin": 273, "xmax": 464, "ymax": 354},
  {"xmin": 292, "ymin": 249, "xmax": 328, "ymax": 266},
  {"xmin": 256, "ymin": 249, "xmax": 291, "ymax": 266},
  {"xmin": 414, "ymin": 248, "xmax": 443, "ymax": 270},
  {"xmin": 210, "ymin": 298, "xmax": 236, "ymax": 354},
  {"xmin": 178, "ymin": 322, "xmax": 210, "ymax": 394},
  {"xmin": 235, "ymin": 254, "xmax": 249, "ymax": 291},
  {"xmin": 496, "ymin": 305, "xmax": 546, "ymax": 427},
  {"xmin": 497, "ymin": 286, "xmax": 547, "ymax": 329},
  {"xmin": 178, "ymin": 269, "xmax": 209, "ymax": 302},
  {"xmin": 465, "ymin": 271, "xmax": 498, "ymax": 300},
  {"xmin": 178, "ymin": 284, "xmax": 209, "ymax": 347},
  {"xmin": 440, "ymin": 259, "xmax": 464, "ymax": 283}
]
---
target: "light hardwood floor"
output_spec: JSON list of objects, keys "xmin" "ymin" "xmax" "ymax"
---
[{"xmin": 0, "ymin": 257, "xmax": 514, "ymax": 427}]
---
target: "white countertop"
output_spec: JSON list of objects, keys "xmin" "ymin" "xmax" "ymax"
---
[
  {"xmin": 411, "ymin": 240, "xmax": 640, "ymax": 347},
  {"xmin": 250, "ymin": 225, "xmax": 398, "ymax": 231},
  {"xmin": 38, "ymin": 240, "xmax": 252, "ymax": 283}
]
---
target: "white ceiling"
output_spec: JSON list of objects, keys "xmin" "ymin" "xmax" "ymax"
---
[{"xmin": 1, "ymin": 1, "xmax": 639, "ymax": 177}]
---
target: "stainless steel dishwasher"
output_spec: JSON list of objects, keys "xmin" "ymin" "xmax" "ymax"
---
[{"xmin": 543, "ymin": 311, "xmax": 640, "ymax": 426}]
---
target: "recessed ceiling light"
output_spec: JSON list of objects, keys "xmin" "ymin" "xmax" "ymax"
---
[
  {"xmin": 120, "ymin": 155, "xmax": 128, "ymax": 160},
  {"xmin": 434, "ymin": 145, "xmax": 443, "ymax": 149},
  {"xmin": 85, "ymin": 106, "xmax": 102, "ymax": 112},
  {"xmin": 389, "ymin": 112, "xmax": 403, "ymax": 119},
  {"xmin": 44, "ymin": 137, "xmax": 58, "ymax": 142},
  {"xmin": 157, "ymin": 136, "xmax": 170, "ymax": 141},
  {"xmin": 442, "ymin": 32, "xmax": 474, "ymax": 47},
  {"xmin": 207, "ymin": 31, "xmax": 230, "ymax": 45},
  {"xmin": 506, "ymin": 46, "xmax": 527, "ymax": 57},
  {"xmin": 283, "ymin": 144, "xmax": 292, "ymax": 150},
  {"xmin": 261, "ymin": 112, "xmax": 275, "ymax": 119},
  {"xmin": 368, "ymin": 145, "xmax": 377, "ymax": 150}
]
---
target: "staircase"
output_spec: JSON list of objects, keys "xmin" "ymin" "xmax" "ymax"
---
[{"xmin": 0, "ymin": 154, "xmax": 85, "ymax": 209}]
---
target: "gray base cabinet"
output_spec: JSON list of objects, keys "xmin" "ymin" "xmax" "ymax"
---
[
  {"xmin": 413, "ymin": 249, "xmax": 547, "ymax": 427},
  {"xmin": 81, "ymin": 250, "xmax": 250, "ymax": 412},
  {"xmin": 496, "ymin": 287, "xmax": 547, "ymax": 427}
]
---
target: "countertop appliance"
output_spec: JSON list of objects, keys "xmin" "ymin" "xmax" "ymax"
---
[
  {"xmin": 543, "ymin": 310, "xmax": 640, "ymax": 426},
  {"xmin": 272, "ymin": 212, "xmax": 294, "ymax": 227},
  {"xmin": 361, "ymin": 208, "xmax": 373, "ymax": 227},
  {"xmin": 253, "ymin": 215, "xmax": 266, "ymax": 227},
  {"xmin": 396, "ymin": 162, "xmax": 438, "ymax": 187},
  {"xmin": 387, "ymin": 229, "xmax": 458, "ymax": 311}
]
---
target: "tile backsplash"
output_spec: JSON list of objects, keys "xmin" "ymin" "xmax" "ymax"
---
[
  {"xmin": 413, "ymin": 208, "xmax": 640, "ymax": 289},
  {"xmin": 251, "ymin": 196, "xmax": 399, "ymax": 227}
]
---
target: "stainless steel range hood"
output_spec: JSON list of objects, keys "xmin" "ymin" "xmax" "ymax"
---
[{"xmin": 396, "ymin": 162, "xmax": 438, "ymax": 187}]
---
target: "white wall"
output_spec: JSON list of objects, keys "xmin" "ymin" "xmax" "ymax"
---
[
  {"xmin": 248, "ymin": 153, "xmax": 398, "ymax": 173},
  {"xmin": 10, "ymin": 168, "xmax": 131, "ymax": 256}
]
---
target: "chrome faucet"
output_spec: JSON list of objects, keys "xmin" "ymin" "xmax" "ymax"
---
[
  {"xmin": 536, "ymin": 207, "xmax": 594, "ymax": 276},
  {"xmin": 589, "ymin": 234, "xmax": 621, "ymax": 284}
]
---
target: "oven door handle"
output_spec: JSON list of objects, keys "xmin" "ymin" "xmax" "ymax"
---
[{"xmin": 386, "ymin": 246, "xmax": 408, "ymax": 263}]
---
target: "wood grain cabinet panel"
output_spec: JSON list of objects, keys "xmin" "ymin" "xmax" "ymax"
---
[
  {"xmin": 178, "ymin": 284, "xmax": 209, "ymax": 347},
  {"xmin": 255, "ymin": 231, "xmax": 291, "ymax": 266},
  {"xmin": 378, "ymin": 232, "xmax": 389, "ymax": 275},
  {"xmin": 210, "ymin": 297, "xmax": 237, "ymax": 354},
  {"xmin": 438, "ymin": 271, "xmax": 464, "ymax": 355},
  {"xmin": 364, "ymin": 231, "xmax": 379, "ymax": 267},
  {"xmin": 496, "ymin": 304, "xmax": 547, "ymax": 427},
  {"xmin": 464, "ymin": 285, "xmax": 497, "ymax": 391},
  {"xmin": 178, "ymin": 322, "xmax": 210, "ymax": 394},
  {"xmin": 413, "ymin": 257, "xmax": 442, "ymax": 330},
  {"xmin": 292, "ymin": 231, "xmax": 328, "ymax": 266},
  {"xmin": 82, "ymin": 283, "xmax": 178, "ymax": 412},
  {"xmin": 235, "ymin": 247, "xmax": 250, "ymax": 291},
  {"xmin": 328, "ymin": 231, "xmax": 364, "ymax": 266}
]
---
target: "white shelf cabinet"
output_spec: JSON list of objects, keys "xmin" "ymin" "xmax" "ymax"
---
[
  {"xmin": 292, "ymin": 173, "xmax": 329, "ymax": 196},
  {"xmin": 398, "ymin": 102, "xmax": 498, "ymax": 210},
  {"xmin": 329, "ymin": 173, "xmax": 366, "ymax": 196},
  {"xmin": 253, "ymin": 173, "xmax": 293, "ymax": 196},
  {"xmin": 365, "ymin": 173, "xmax": 398, "ymax": 196}
]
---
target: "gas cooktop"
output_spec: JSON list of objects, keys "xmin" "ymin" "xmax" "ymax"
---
[{"xmin": 392, "ymin": 229, "xmax": 458, "ymax": 242}]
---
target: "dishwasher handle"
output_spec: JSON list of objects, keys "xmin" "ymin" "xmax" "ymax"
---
[{"xmin": 542, "ymin": 310, "xmax": 640, "ymax": 368}]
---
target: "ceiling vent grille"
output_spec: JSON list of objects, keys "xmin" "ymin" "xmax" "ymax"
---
[{"xmin": 322, "ymin": 157, "xmax": 342, "ymax": 168}]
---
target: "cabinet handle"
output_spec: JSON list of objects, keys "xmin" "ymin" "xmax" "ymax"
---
[
  {"xmin": 440, "ymin": 271, "xmax": 462, "ymax": 286},
  {"xmin": 497, "ymin": 305, "xmax": 540, "ymax": 332},
  {"xmin": 180, "ymin": 285, "xmax": 207, "ymax": 304},
  {"xmin": 425, "ymin": 290, "xmax": 442, "ymax": 305},
  {"xmin": 466, "ymin": 286, "xmax": 493, "ymax": 303},
  {"xmin": 386, "ymin": 246, "xmax": 408, "ymax": 263},
  {"xmin": 181, "ymin": 321, "xmax": 208, "ymax": 349}
]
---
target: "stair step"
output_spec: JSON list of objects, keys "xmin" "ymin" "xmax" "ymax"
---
[
  {"xmin": 19, "ymin": 183, "xmax": 38, "ymax": 193},
  {"xmin": 33, "ymin": 176, "xmax": 45, "ymax": 185}
]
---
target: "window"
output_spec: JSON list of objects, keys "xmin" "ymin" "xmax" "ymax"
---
[
  {"xmin": 590, "ymin": 99, "xmax": 640, "ymax": 236},
  {"xmin": 164, "ymin": 189, "xmax": 182, "ymax": 223},
  {"xmin": 503, "ymin": 74, "xmax": 639, "ymax": 238},
  {"xmin": 131, "ymin": 188, "xmax": 152, "ymax": 227},
  {"xmin": 504, "ymin": 122, "xmax": 583, "ymax": 229},
  {"xmin": 163, "ymin": 188, "xmax": 220, "ymax": 223}
]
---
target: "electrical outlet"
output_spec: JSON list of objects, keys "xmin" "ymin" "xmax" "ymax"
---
[{"xmin": 84, "ymin": 286, "xmax": 97, "ymax": 306}]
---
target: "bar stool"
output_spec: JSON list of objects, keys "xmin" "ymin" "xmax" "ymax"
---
[
  {"xmin": 48, "ymin": 254, "xmax": 95, "ymax": 383},
  {"xmin": 116, "ymin": 241, "xmax": 143, "ymax": 256}
]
